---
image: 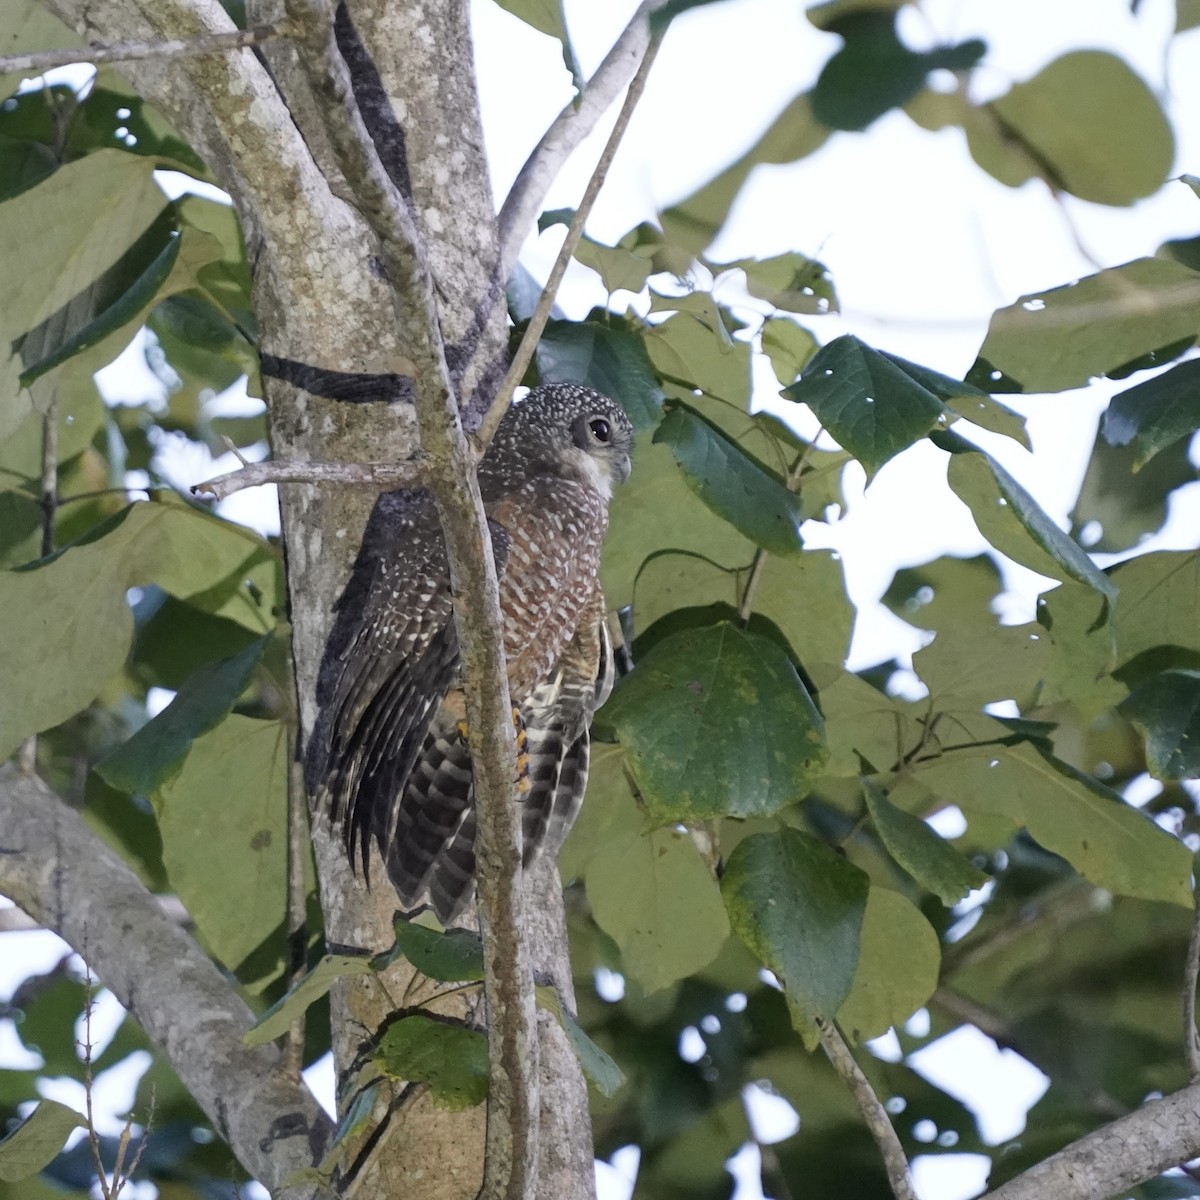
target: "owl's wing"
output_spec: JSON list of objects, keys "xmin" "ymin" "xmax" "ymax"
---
[{"xmin": 305, "ymin": 489, "xmax": 510, "ymax": 878}]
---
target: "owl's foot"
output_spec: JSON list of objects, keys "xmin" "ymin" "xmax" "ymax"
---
[{"xmin": 455, "ymin": 706, "xmax": 531, "ymax": 795}]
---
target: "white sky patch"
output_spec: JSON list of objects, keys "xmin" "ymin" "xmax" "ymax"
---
[
  {"xmin": 742, "ymin": 1082, "xmax": 800, "ymax": 1143},
  {"xmin": 909, "ymin": 1026, "xmax": 1050, "ymax": 1144},
  {"xmin": 912, "ymin": 1152, "xmax": 993, "ymax": 1200},
  {"xmin": 303, "ymin": 1052, "xmax": 337, "ymax": 1119},
  {"xmin": 595, "ymin": 1145, "xmax": 640, "ymax": 1200},
  {"xmin": 926, "ymin": 806, "xmax": 968, "ymax": 840}
]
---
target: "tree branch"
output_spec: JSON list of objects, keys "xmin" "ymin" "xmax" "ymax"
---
[
  {"xmin": 476, "ymin": 26, "xmax": 664, "ymax": 446},
  {"xmin": 497, "ymin": 0, "xmax": 666, "ymax": 283},
  {"xmin": 982, "ymin": 1082, "xmax": 1200, "ymax": 1200},
  {"xmin": 0, "ymin": 25, "xmax": 282, "ymax": 75},
  {"xmin": 1185, "ymin": 873, "xmax": 1200, "ymax": 1080},
  {"xmin": 280, "ymin": 2, "xmax": 538, "ymax": 1195},
  {"xmin": 191, "ymin": 457, "xmax": 425, "ymax": 501},
  {"xmin": 817, "ymin": 1020, "xmax": 918, "ymax": 1200},
  {"xmin": 0, "ymin": 764, "xmax": 333, "ymax": 1196}
]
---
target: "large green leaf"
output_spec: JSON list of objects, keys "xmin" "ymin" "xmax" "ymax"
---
[
  {"xmin": 0, "ymin": 0, "xmax": 79, "ymax": 100},
  {"xmin": 836, "ymin": 886, "xmax": 941, "ymax": 1041},
  {"xmin": 95, "ymin": 635, "xmax": 269, "ymax": 795},
  {"xmin": 783, "ymin": 335, "xmax": 945, "ymax": 478},
  {"xmin": 375, "ymin": 1015, "xmax": 489, "ymax": 1110},
  {"xmin": 645, "ymin": 310, "xmax": 752, "ymax": 407},
  {"xmin": 914, "ymin": 741, "xmax": 1192, "ymax": 906},
  {"xmin": 493, "ymin": 0, "xmax": 582, "ymax": 92},
  {"xmin": 0, "ymin": 1099, "xmax": 85, "ymax": 1182},
  {"xmin": 602, "ymin": 432, "xmax": 751, "ymax": 612},
  {"xmin": 761, "ymin": 317, "xmax": 819, "ymax": 384},
  {"xmin": 969, "ymin": 258, "xmax": 1200, "ymax": 393},
  {"xmin": 0, "ymin": 501, "xmax": 277, "ymax": 757},
  {"xmin": 605, "ymin": 622, "xmax": 827, "ymax": 824},
  {"xmin": 535, "ymin": 986, "xmax": 626, "ymax": 1097},
  {"xmin": 913, "ymin": 619, "xmax": 1050, "ymax": 708},
  {"xmin": 654, "ymin": 405, "xmax": 804, "ymax": 555},
  {"xmin": 721, "ymin": 828, "xmax": 870, "ymax": 1044},
  {"xmin": 935, "ymin": 429, "xmax": 1116, "ymax": 601},
  {"xmin": 632, "ymin": 547, "xmax": 852, "ymax": 671},
  {"xmin": 1121, "ymin": 670, "xmax": 1200, "ymax": 781},
  {"xmin": 862, "ymin": 779, "xmax": 988, "ymax": 906},
  {"xmin": 1111, "ymin": 550, "xmax": 1200, "ymax": 667},
  {"xmin": 156, "ymin": 715, "xmax": 288, "ymax": 969},
  {"xmin": 586, "ymin": 824, "xmax": 730, "ymax": 993},
  {"xmin": 883, "ymin": 553, "xmax": 1003, "ymax": 632},
  {"xmin": 986, "ymin": 51, "xmax": 1173, "ymax": 206},
  {"xmin": 0, "ymin": 150, "xmax": 167, "ymax": 339},
  {"xmin": 385, "ymin": 920, "xmax": 486, "ymax": 982},
  {"xmin": 1103, "ymin": 360, "xmax": 1200, "ymax": 469}
]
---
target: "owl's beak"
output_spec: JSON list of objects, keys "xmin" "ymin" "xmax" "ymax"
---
[{"xmin": 613, "ymin": 452, "xmax": 632, "ymax": 485}]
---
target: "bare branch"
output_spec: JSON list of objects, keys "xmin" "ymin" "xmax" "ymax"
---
[
  {"xmin": 0, "ymin": 764, "xmax": 333, "ymax": 1196},
  {"xmin": 818, "ymin": 1020, "xmax": 918, "ymax": 1200},
  {"xmin": 0, "ymin": 24, "xmax": 282, "ymax": 75},
  {"xmin": 983, "ymin": 1082, "xmax": 1200, "ymax": 1200},
  {"xmin": 497, "ymin": 0, "xmax": 667, "ymax": 282},
  {"xmin": 191, "ymin": 457, "xmax": 425, "ymax": 501},
  {"xmin": 1186, "ymin": 873, "xmax": 1200, "ymax": 1080},
  {"xmin": 280, "ymin": 1, "xmax": 539, "ymax": 1194},
  {"xmin": 477, "ymin": 28, "xmax": 664, "ymax": 448}
]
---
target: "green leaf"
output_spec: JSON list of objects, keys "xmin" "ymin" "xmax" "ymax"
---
[
  {"xmin": 385, "ymin": 920, "xmax": 485, "ymax": 982},
  {"xmin": 837, "ymin": 887, "xmax": 941, "ymax": 1041},
  {"xmin": 913, "ymin": 619, "xmax": 1050, "ymax": 708},
  {"xmin": 375, "ymin": 1015, "xmax": 489, "ymax": 1110},
  {"xmin": 0, "ymin": 1, "xmax": 79, "ymax": 100},
  {"xmin": 761, "ymin": 317, "xmax": 818, "ymax": 384},
  {"xmin": 535, "ymin": 319, "xmax": 663, "ymax": 431},
  {"xmin": 811, "ymin": 10, "xmax": 985, "ymax": 132},
  {"xmin": 914, "ymin": 741, "xmax": 1193, "ymax": 906},
  {"xmin": 862, "ymin": 779, "xmax": 988, "ymax": 905},
  {"xmin": 1121, "ymin": 670, "xmax": 1200, "ymax": 781},
  {"xmin": 96, "ymin": 635, "xmax": 269, "ymax": 795},
  {"xmin": 878, "ymin": 351, "xmax": 1029, "ymax": 449},
  {"xmin": 783, "ymin": 335, "xmax": 945, "ymax": 478},
  {"xmin": 535, "ymin": 986, "xmax": 625, "ymax": 1097},
  {"xmin": 1103, "ymin": 360, "xmax": 1200, "ymax": 469},
  {"xmin": 987, "ymin": 51, "xmax": 1173, "ymax": 206},
  {"xmin": 0, "ymin": 1099, "xmax": 85, "ymax": 1182},
  {"xmin": 602, "ymin": 432, "xmax": 751, "ymax": 612},
  {"xmin": 883, "ymin": 553, "xmax": 1003, "ymax": 632},
  {"xmin": 969, "ymin": 258, "xmax": 1200, "ymax": 393},
  {"xmin": 716, "ymin": 252, "xmax": 838, "ymax": 315},
  {"xmin": 1111, "ymin": 550, "xmax": 1200, "ymax": 668},
  {"xmin": 645, "ymin": 310, "xmax": 752, "ymax": 407},
  {"xmin": 654, "ymin": 405, "xmax": 804, "ymax": 555},
  {"xmin": 244, "ymin": 954, "xmax": 374, "ymax": 1047},
  {"xmin": 605, "ymin": 622, "xmax": 827, "ymax": 824},
  {"xmin": 935, "ymin": 429, "xmax": 1116, "ymax": 601},
  {"xmin": 0, "ymin": 501, "xmax": 277, "ymax": 757},
  {"xmin": 721, "ymin": 828, "xmax": 870, "ymax": 1044},
  {"xmin": 1070, "ymin": 425, "xmax": 1195, "ymax": 554},
  {"xmin": 586, "ymin": 823, "xmax": 729, "ymax": 993},
  {"xmin": 157, "ymin": 715, "xmax": 288, "ymax": 969},
  {"xmin": 0, "ymin": 151, "xmax": 167, "ymax": 339}
]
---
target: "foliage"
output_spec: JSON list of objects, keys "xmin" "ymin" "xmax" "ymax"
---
[{"xmin": 2, "ymin": 2, "xmax": 1200, "ymax": 1199}]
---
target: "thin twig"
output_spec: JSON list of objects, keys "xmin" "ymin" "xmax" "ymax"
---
[
  {"xmin": 476, "ymin": 28, "xmax": 664, "ymax": 448},
  {"xmin": 191, "ymin": 457, "xmax": 425, "ymax": 502},
  {"xmin": 284, "ymin": 748, "xmax": 311, "ymax": 1078},
  {"xmin": 497, "ymin": 0, "xmax": 667, "ymax": 282},
  {"xmin": 817, "ymin": 1020, "xmax": 918, "ymax": 1200},
  {"xmin": 1185, "ymin": 870, "xmax": 1200, "ymax": 1080},
  {"xmin": 0, "ymin": 25, "xmax": 283, "ymax": 76}
]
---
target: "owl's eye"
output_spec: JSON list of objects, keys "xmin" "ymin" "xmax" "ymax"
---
[{"xmin": 589, "ymin": 417, "xmax": 611, "ymax": 443}]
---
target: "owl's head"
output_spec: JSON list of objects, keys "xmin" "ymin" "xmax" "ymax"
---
[{"xmin": 486, "ymin": 383, "xmax": 634, "ymax": 500}]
